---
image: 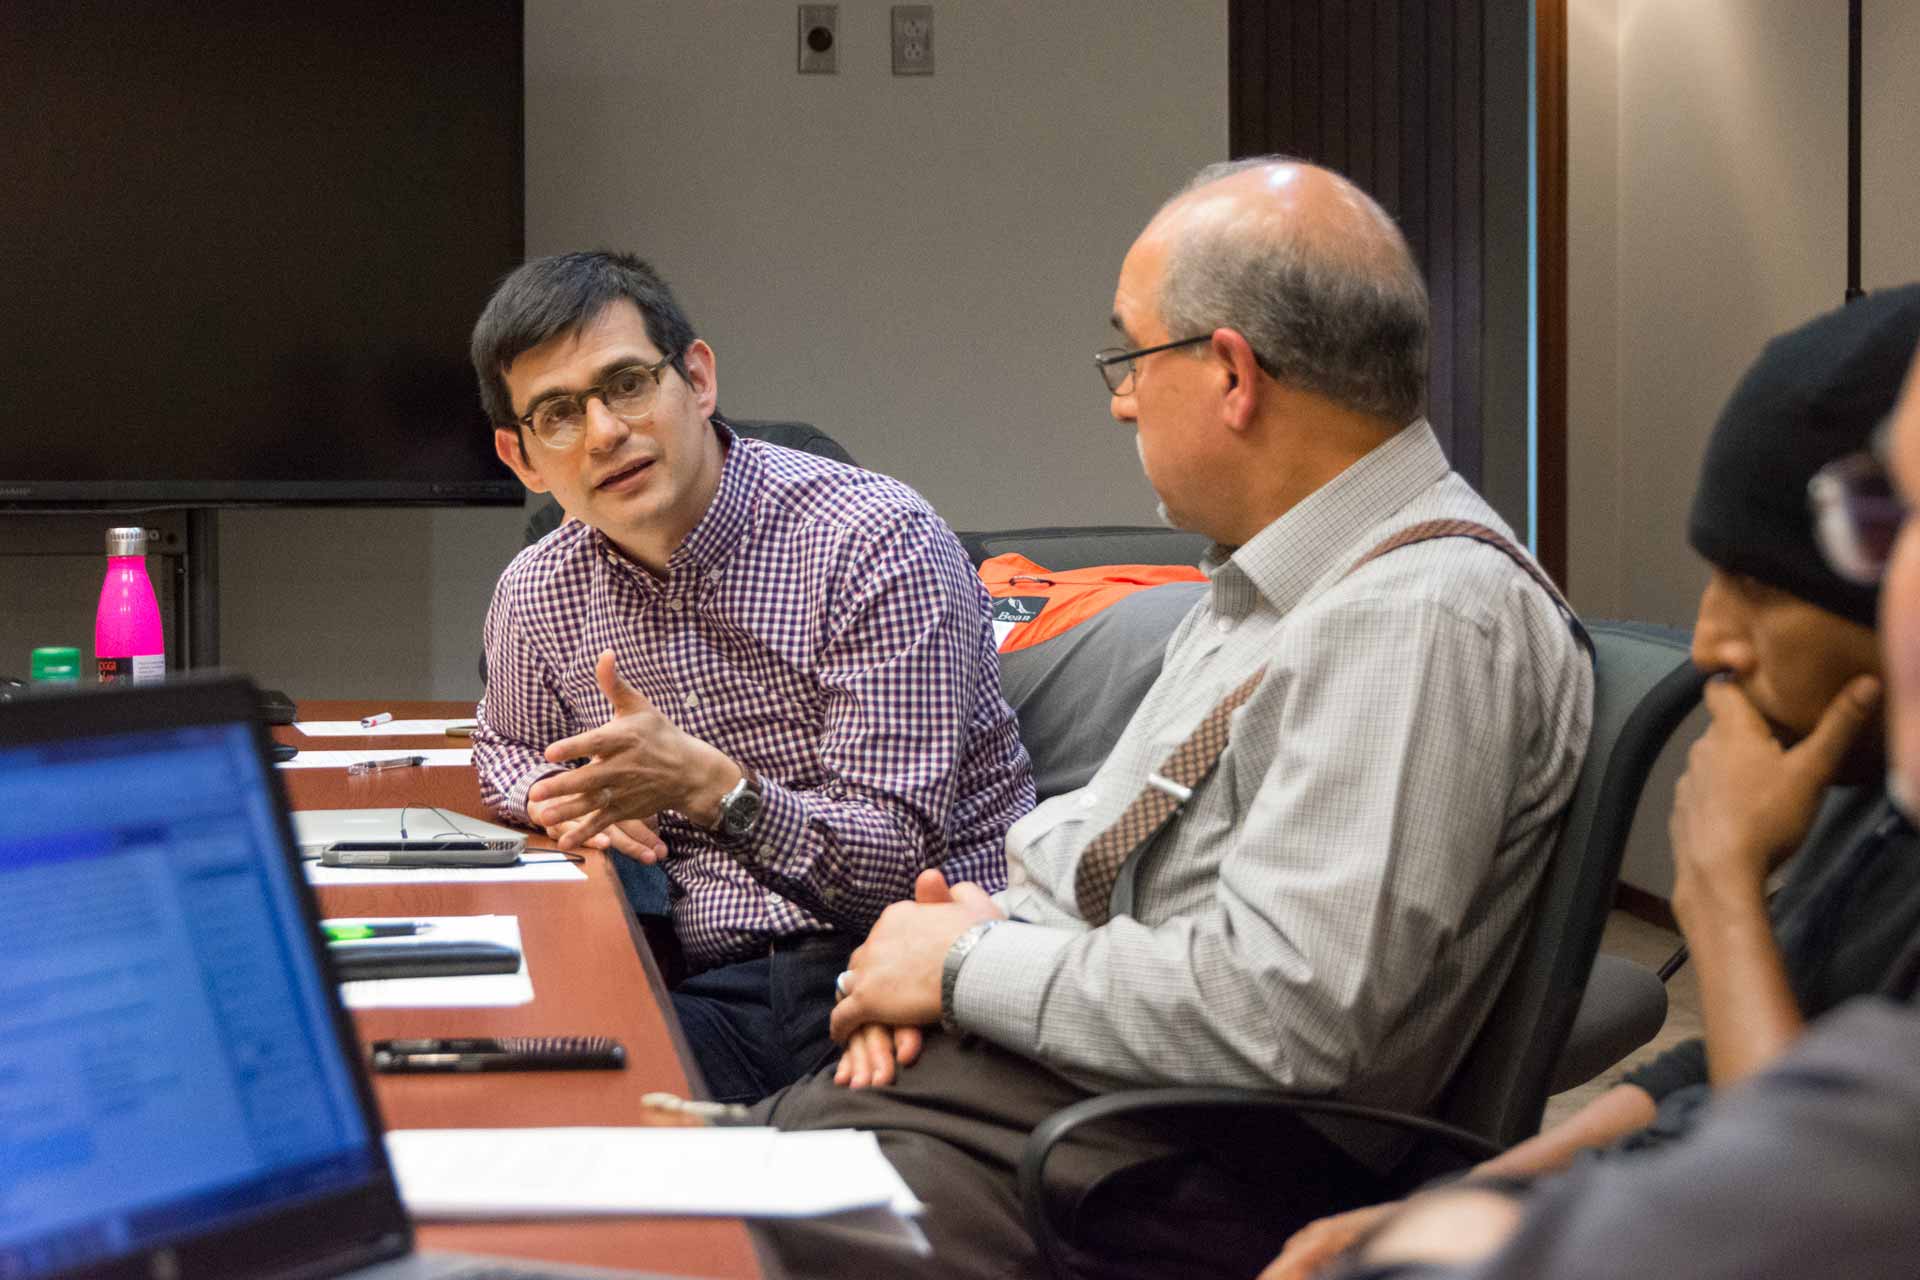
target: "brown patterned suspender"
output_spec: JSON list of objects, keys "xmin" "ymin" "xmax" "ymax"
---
[
  {"xmin": 1346, "ymin": 518, "xmax": 1592, "ymax": 659},
  {"xmin": 1071, "ymin": 518, "xmax": 1590, "ymax": 924}
]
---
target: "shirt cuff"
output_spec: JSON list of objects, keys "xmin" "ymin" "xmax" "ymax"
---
[
  {"xmin": 506, "ymin": 762, "xmax": 568, "ymax": 825},
  {"xmin": 722, "ymin": 774, "xmax": 804, "ymax": 865},
  {"xmin": 951, "ymin": 920, "xmax": 1074, "ymax": 1046}
]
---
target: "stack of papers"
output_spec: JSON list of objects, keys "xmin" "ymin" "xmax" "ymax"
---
[
  {"xmin": 304, "ymin": 852, "xmax": 585, "ymax": 887},
  {"xmin": 296, "ymin": 718, "xmax": 475, "ymax": 737},
  {"xmin": 279, "ymin": 748, "xmax": 474, "ymax": 770},
  {"xmin": 385, "ymin": 1126, "xmax": 926, "ymax": 1252}
]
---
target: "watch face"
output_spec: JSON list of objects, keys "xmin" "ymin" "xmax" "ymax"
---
[{"xmin": 722, "ymin": 788, "xmax": 763, "ymax": 836}]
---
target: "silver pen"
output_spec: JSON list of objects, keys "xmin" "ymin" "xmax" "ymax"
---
[{"xmin": 346, "ymin": 754, "xmax": 426, "ymax": 776}]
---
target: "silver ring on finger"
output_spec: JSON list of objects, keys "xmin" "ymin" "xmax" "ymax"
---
[{"xmin": 834, "ymin": 970, "xmax": 853, "ymax": 1001}]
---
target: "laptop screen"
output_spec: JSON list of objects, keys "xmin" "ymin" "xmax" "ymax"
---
[{"xmin": 0, "ymin": 716, "xmax": 378, "ymax": 1276}]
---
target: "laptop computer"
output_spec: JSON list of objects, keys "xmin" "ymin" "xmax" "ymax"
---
[
  {"xmin": 293, "ymin": 809, "xmax": 528, "ymax": 866},
  {"xmin": 0, "ymin": 677, "xmax": 682, "ymax": 1279}
]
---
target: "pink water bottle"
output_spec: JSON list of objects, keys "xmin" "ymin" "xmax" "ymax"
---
[{"xmin": 96, "ymin": 527, "xmax": 165, "ymax": 684}]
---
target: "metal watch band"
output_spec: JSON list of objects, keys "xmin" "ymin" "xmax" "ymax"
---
[
  {"xmin": 714, "ymin": 763, "xmax": 762, "ymax": 837},
  {"xmin": 940, "ymin": 918, "xmax": 1003, "ymax": 1034}
]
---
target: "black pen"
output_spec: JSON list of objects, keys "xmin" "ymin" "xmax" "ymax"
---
[{"xmin": 369, "ymin": 1036, "xmax": 625, "ymax": 1072}]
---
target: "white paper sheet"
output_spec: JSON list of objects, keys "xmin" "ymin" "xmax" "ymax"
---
[
  {"xmin": 278, "ymin": 748, "xmax": 473, "ymax": 770},
  {"xmin": 303, "ymin": 852, "xmax": 585, "ymax": 886},
  {"xmin": 336, "ymin": 915, "xmax": 533, "ymax": 1009},
  {"xmin": 385, "ymin": 1126, "xmax": 926, "ymax": 1239},
  {"xmin": 295, "ymin": 718, "xmax": 477, "ymax": 737}
]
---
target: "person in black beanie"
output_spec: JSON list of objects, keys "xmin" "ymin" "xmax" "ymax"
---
[
  {"xmin": 1686, "ymin": 284, "xmax": 1920, "ymax": 631},
  {"xmin": 1265, "ymin": 285, "xmax": 1920, "ymax": 1280}
]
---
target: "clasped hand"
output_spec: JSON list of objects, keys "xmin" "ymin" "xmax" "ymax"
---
[
  {"xmin": 830, "ymin": 869, "xmax": 1003, "ymax": 1088},
  {"xmin": 526, "ymin": 650, "xmax": 736, "ymax": 856}
]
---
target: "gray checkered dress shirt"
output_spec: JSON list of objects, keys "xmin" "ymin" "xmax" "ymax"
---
[
  {"xmin": 475, "ymin": 428, "xmax": 1034, "ymax": 970},
  {"xmin": 953, "ymin": 421, "xmax": 1593, "ymax": 1127}
]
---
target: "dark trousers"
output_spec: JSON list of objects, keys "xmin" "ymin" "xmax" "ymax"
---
[
  {"xmin": 751, "ymin": 1032, "xmax": 1389, "ymax": 1280},
  {"xmin": 670, "ymin": 932, "xmax": 856, "ymax": 1105}
]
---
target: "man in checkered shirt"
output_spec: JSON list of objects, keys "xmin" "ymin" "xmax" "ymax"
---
[{"xmin": 468, "ymin": 251, "xmax": 1034, "ymax": 1103}]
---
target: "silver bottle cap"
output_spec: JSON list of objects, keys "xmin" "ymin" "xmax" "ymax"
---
[{"xmin": 105, "ymin": 527, "xmax": 148, "ymax": 557}]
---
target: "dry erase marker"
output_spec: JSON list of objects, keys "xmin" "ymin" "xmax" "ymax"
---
[
  {"xmin": 322, "ymin": 921, "xmax": 434, "ymax": 941},
  {"xmin": 346, "ymin": 754, "xmax": 425, "ymax": 776},
  {"xmin": 360, "ymin": 711, "xmax": 394, "ymax": 728}
]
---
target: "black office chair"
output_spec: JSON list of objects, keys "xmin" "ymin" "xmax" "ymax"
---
[
  {"xmin": 955, "ymin": 525, "xmax": 1211, "ymax": 571},
  {"xmin": 1016, "ymin": 621, "xmax": 1705, "ymax": 1279},
  {"xmin": 1549, "ymin": 952, "xmax": 1673, "ymax": 1091}
]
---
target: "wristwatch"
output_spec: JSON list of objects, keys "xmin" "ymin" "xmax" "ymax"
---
[
  {"xmin": 940, "ymin": 919, "xmax": 1003, "ymax": 1034},
  {"xmin": 713, "ymin": 763, "xmax": 763, "ymax": 838}
]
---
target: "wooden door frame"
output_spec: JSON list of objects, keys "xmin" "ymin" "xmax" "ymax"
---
[{"xmin": 1537, "ymin": 0, "xmax": 1568, "ymax": 588}]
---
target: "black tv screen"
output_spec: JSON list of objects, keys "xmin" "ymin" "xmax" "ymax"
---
[{"xmin": 0, "ymin": 2, "xmax": 525, "ymax": 506}]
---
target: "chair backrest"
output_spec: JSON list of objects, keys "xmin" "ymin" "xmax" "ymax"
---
[
  {"xmin": 1434, "ymin": 620, "xmax": 1704, "ymax": 1147},
  {"xmin": 998, "ymin": 581, "xmax": 1208, "ymax": 801},
  {"xmin": 520, "ymin": 416, "xmax": 854, "ymax": 547},
  {"xmin": 956, "ymin": 525, "xmax": 1211, "ymax": 570}
]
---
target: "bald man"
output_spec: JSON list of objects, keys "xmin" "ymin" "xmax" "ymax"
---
[{"xmin": 749, "ymin": 158, "xmax": 1594, "ymax": 1280}]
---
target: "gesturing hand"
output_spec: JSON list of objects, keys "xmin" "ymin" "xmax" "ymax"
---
[
  {"xmin": 544, "ymin": 815, "xmax": 671, "ymax": 864},
  {"xmin": 526, "ymin": 650, "xmax": 738, "ymax": 848},
  {"xmin": 1670, "ymin": 673, "xmax": 1881, "ymax": 903}
]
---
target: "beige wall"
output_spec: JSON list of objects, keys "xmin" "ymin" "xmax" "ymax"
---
[
  {"xmin": 255, "ymin": 0, "xmax": 1228, "ymax": 699},
  {"xmin": 1568, "ymin": 0, "xmax": 1851, "ymax": 629},
  {"xmin": 1567, "ymin": 0, "xmax": 1918, "ymax": 896},
  {"xmin": 1, "ymin": 1, "xmax": 1228, "ymax": 700},
  {"xmin": 1565, "ymin": 0, "xmax": 1624, "ymax": 619},
  {"xmin": 1864, "ymin": 0, "xmax": 1920, "ymax": 288},
  {"xmin": 525, "ymin": 0, "xmax": 1228, "ymax": 530}
]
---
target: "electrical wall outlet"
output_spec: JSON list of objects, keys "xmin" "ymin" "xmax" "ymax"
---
[
  {"xmin": 891, "ymin": 4, "xmax": 933, "ymax": 75},
  {"xmin": 798, "ymin": 4, "xmax": 838, "ymax": 74}
]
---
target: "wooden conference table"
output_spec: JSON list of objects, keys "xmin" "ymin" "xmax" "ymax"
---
[{"xmin": 279, "ymin": 701, "xmax": 771, "ymax": 1280}]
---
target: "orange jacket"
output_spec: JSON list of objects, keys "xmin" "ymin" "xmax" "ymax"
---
[{"xmin": 978, "ymin": 553, "xmax": 1207, "ymax": 652}]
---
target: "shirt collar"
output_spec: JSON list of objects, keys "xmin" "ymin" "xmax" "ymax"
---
[
  {"xmin": 669, "ymin": 418, "xmax": 756, "ymax": 577},
  {"xmin": 1207, "ymin": 418, "xmax": 1450, "ymax": 617},
  {"xmin": 589, "ymin": 418, "xmax": 757, "ymax": 584}
]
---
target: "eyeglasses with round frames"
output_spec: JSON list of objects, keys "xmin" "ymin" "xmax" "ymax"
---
[
  {"xmin": 1093, "ymin": 334, "xmax": 1211, "ymax": 396},
  {"xmin": 516, "ymin": 351, "xmax": 680, "ymax": 450},
  {"xmin": 1809, "ymin": 445, "xmax": 1908, "ymax": 585}
]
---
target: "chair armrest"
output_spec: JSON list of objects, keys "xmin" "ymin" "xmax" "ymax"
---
[{"xmin": 1017, "ymin": 1087, "xmax": 1503, "ymax": 1279}]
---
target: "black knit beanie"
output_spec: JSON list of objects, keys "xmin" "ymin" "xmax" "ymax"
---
[{"xmin": 1688, "ymin": 283, "xmax": 1920, "ymax": 627}]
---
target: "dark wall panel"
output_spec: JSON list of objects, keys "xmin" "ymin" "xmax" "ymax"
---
[{"xmin": 1229, "ymin": 0, "xmax": 1537, "ymax": 552}]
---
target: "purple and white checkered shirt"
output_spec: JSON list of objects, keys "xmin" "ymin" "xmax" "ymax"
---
[{"xmin": 475, "ymin": 425, "xmax": 1034, "ymax": 970}]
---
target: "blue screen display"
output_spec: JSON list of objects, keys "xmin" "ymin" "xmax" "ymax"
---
[{"xmin": 0, "ymin": 723, "xmax": 374, "ymax": 1276}]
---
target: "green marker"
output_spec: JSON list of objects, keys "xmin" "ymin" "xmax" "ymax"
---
[{"xmin": 322, "ymin": 921, "xmax": 432, "ymax": 942}]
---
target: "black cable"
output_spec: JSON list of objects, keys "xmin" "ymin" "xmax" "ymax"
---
[{"xmin": 396, "ymin": 804, "xmax": 482, "ymax": 841}]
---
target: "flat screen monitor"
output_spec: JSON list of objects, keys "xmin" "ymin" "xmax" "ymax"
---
[{"xmin": 0, "ymin": 2, "xmax": 525, "ymax": 507}]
